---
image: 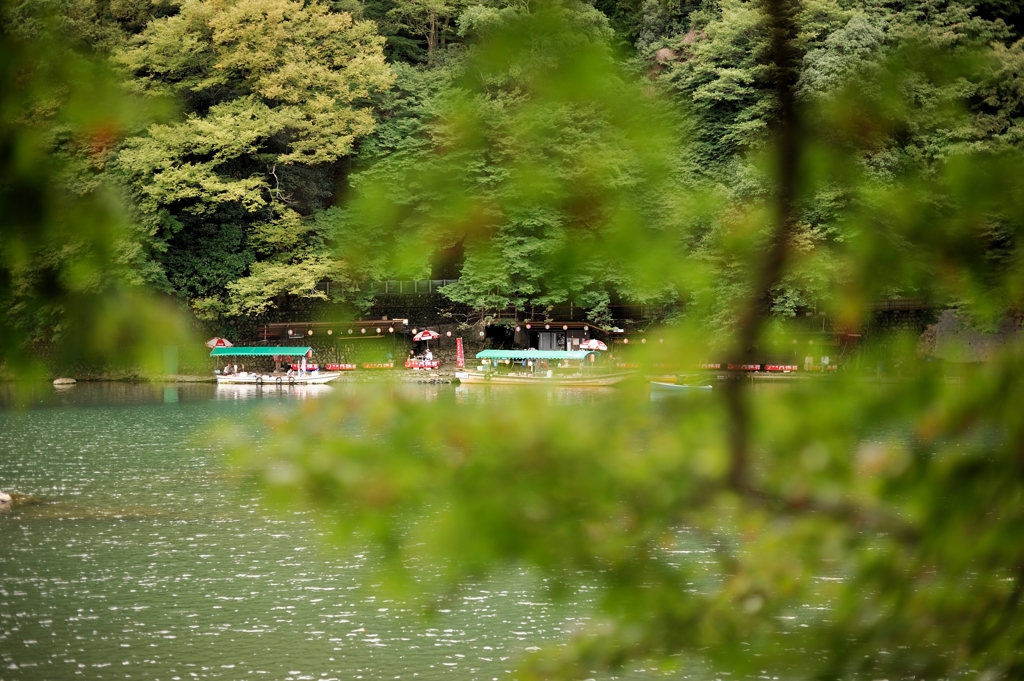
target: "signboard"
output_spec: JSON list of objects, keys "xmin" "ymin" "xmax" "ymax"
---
[{"xmin": 456, "ymin": 337, "xmax": 465, "ymax": 368}]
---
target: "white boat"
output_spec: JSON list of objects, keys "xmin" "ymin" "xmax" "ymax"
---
[
  {"xmin": 210, "ymin": 345, "xmax": 340, "ymax": 386},
  {"xmin": 650, "ymin": 381, "xmax": 712, "ymax": 392},
  {"xmin": 458, "ymin": 348, "xmax": 632, "ymax": 387},
  {"xmin": 216, "ymin": 372, "xmax": 341, "ymax": 386}
]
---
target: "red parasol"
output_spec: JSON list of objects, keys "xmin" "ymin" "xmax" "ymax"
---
[
  {"xmin": 580, "ymin": 339, "xmax": 608, "ymax": 351},
  {"xmin": 205, "ymin": 337, "xmax": 234, "ymax": 349},
  {"xmin": 412, "ymin": 330, "xmax": 441, "ymax": 342}
]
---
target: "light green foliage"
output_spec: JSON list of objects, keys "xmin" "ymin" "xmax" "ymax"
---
[
  {"xmin": 234, "ymin": 2, "xmax": 1024, "ymax": 680},
  {"xmin": 240, "ymin": 357, "xmax": 1024, "ymax": 679},
  {"xmin": 115, "ymin": 0, "xmax": 394, "ymax": 317}
]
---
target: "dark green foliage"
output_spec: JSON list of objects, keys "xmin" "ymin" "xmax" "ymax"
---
[{"xmin": 159, "ymin": 210, "xmax": 256, "ymax": 301}]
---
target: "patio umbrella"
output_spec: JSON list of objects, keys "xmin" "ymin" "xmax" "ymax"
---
[
  {"xmin": 205, "ymin": 337, "xmax": 234, "ymax": 349},
  {"xmin": 412, "ymin": 330, "xmax": 441, "ymax": 342},
  {"xmin": 412, "ymin": 329, "xmax": 441, "ymax": 355},
  {"xmin": 580, "ymin": 339, "xmax": 608, "ymax": 351}
]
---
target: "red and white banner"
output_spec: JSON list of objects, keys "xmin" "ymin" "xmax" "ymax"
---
[{"xmin": 456, "ymin": 338, "xmax": 465, "ymax": 368}]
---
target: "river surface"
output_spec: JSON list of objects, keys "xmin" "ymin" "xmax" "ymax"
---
[{"xmin": 0, "ymin": 383, "xmax": 669, "ymax": 681}]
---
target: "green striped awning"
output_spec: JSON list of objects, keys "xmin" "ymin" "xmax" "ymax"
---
[
  {"xmin": 210, "ymin": 346, "xmax": 312, "ymax": 357},
  {"xmin": 475, "ymin": 349, "xmax": 595, "ymax": 361}
]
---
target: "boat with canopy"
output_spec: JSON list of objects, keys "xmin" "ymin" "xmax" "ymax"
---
[
  {"xmin": 455, "ymin": 349, "xmax": 633, "ymax": 386},
  {"xmin": 210, "ymin": 346, "xmax": 341, "ymax": 385}
]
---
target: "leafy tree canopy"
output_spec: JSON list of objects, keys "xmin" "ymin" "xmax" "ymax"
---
[
  {"xmin": 338, "ymin": 0, "xmax": 683, "ymax": 326},
  {"xmin": 115, "ymin": 0, "xmax": 394, "ymax": 317}
]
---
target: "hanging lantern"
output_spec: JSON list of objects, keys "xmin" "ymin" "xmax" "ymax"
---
[
  {"xmin": 348, "ymin": 329, "xmax": 353, "ymax": 334},
  {"xmin": 562, "ymin": 325, "xmax": 568, "ymax": 331},
  {"xmin": 361, "ymin": 328, "xmax": 366, "ymax": 334},
  {"xmin": 412, "ymin": 328, "xmax": 418, "ymax": 334},
  {"xmin": 624, "ymin": 338, "xmax": 629, "ymax": 344},
  {"xmin": 376, "ymin": 327, "xmax": 381, "ymax": 334},
  {"xmin": 515, "ymin": 326, "xmax": 521, "ymax": 332},
  {"xmin": 388, "ymin": 327, "xmax": 394, "ymax": 333},
  {"xmin": 641, "ymin": 338, "xmax": 646, "ymax": 344},
  {"xmin": 545, "ymin": 324, "xmax": 550, "ymax": 330},
  {"xmin": 327, "ymin": 329, "xmax": 333, "ymax": 336},
  {"xmin": 308, "ymin": 329, "xmax": 313, "ymax": 336},
  {"xmin": 446, "ymin": 331, "xmax": 452, "ymax": 337},
  {"xmin": 526, "ymin": 323, "xmax": 531, "ymax": 330},
  {"xmin": 479, "ymin": 331, "xmax": 485, "ymax": 338}
]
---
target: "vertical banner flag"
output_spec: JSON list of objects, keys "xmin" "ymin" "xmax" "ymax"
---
[{"xmin": 456, "ymin": 338, "xmax": 465, "ymax": 368}]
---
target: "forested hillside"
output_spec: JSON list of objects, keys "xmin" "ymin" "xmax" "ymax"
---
[{"xmin": 5, "ymin": 0, "xmax": 1024, "ymax": 338}]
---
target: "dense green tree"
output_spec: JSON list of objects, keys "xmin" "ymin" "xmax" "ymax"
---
[
  {"xmin": 339, "ymin": 0, "xmax": 682, "ymax": 325},
  {"xmin": 114, "ymin": 0, "xmax": 394, "ymax": 318},
  {"xmin": 625, "ymin": 0, "xmax": 1024, "ymax": 331}
]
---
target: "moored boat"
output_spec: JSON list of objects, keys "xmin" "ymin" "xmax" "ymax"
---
[
  {"xmin": 456, "ymin": 371, "xmax": 632, "ymax": 386},
  {"xmin": 456, "ymin": 349, "xmax": 633, "ymax": 387},
  {"xmin": 650, "ymin": 381, "xmax": 712, "ymax": 392},
  {"xmin": 216, "ymin": 372, "xmax": 341, "ymax": 386},
  {"xmin": 210, "ymin": 346, "xmax": 342, "ymax": 386}
]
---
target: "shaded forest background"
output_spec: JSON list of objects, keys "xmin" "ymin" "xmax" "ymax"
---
[{"xmin": 5, "ymin": 0, "xmax": 1024, "ymax": 343}]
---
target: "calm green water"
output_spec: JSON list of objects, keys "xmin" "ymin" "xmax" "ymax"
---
[{"xmin": 0, "ymin": 383, "xmax": 639, "ymax": 681}]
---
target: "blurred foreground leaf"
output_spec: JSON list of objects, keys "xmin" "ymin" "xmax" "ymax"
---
[
  {"xmin": 234, "ymin": 0, "xmax": 1024, "ymax": 678},
  {"xmin": 0, "ymin": 1, "xmax": 191, "ymax": 378}
]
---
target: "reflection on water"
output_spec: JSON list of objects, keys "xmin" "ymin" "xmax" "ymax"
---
[
  {"xmin": 0, "ymin": 382, "xmax": 648, "ymax": 680},
  {"xmin": 453, "ymin": 384, "xmax": 617, "ymax": 406},
  {"xmin": 0, "ymin": 381, "xmax": 220, "ymax": 409},
  {"xmin": 215, "ymin": 383, "xmax": 336, "ymax": 401}
]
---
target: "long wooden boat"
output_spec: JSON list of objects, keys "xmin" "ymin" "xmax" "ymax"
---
[
  {"xmin": 210, "ymin": 345, "xmax": 341, "ymax": 385},
  {"xmin": 455, "ymin": 371, "xmax": 633, "ymax": 386},
  {"xmin": 458, "ymin": 348, "xmax": 632, "ymax": 387}
]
